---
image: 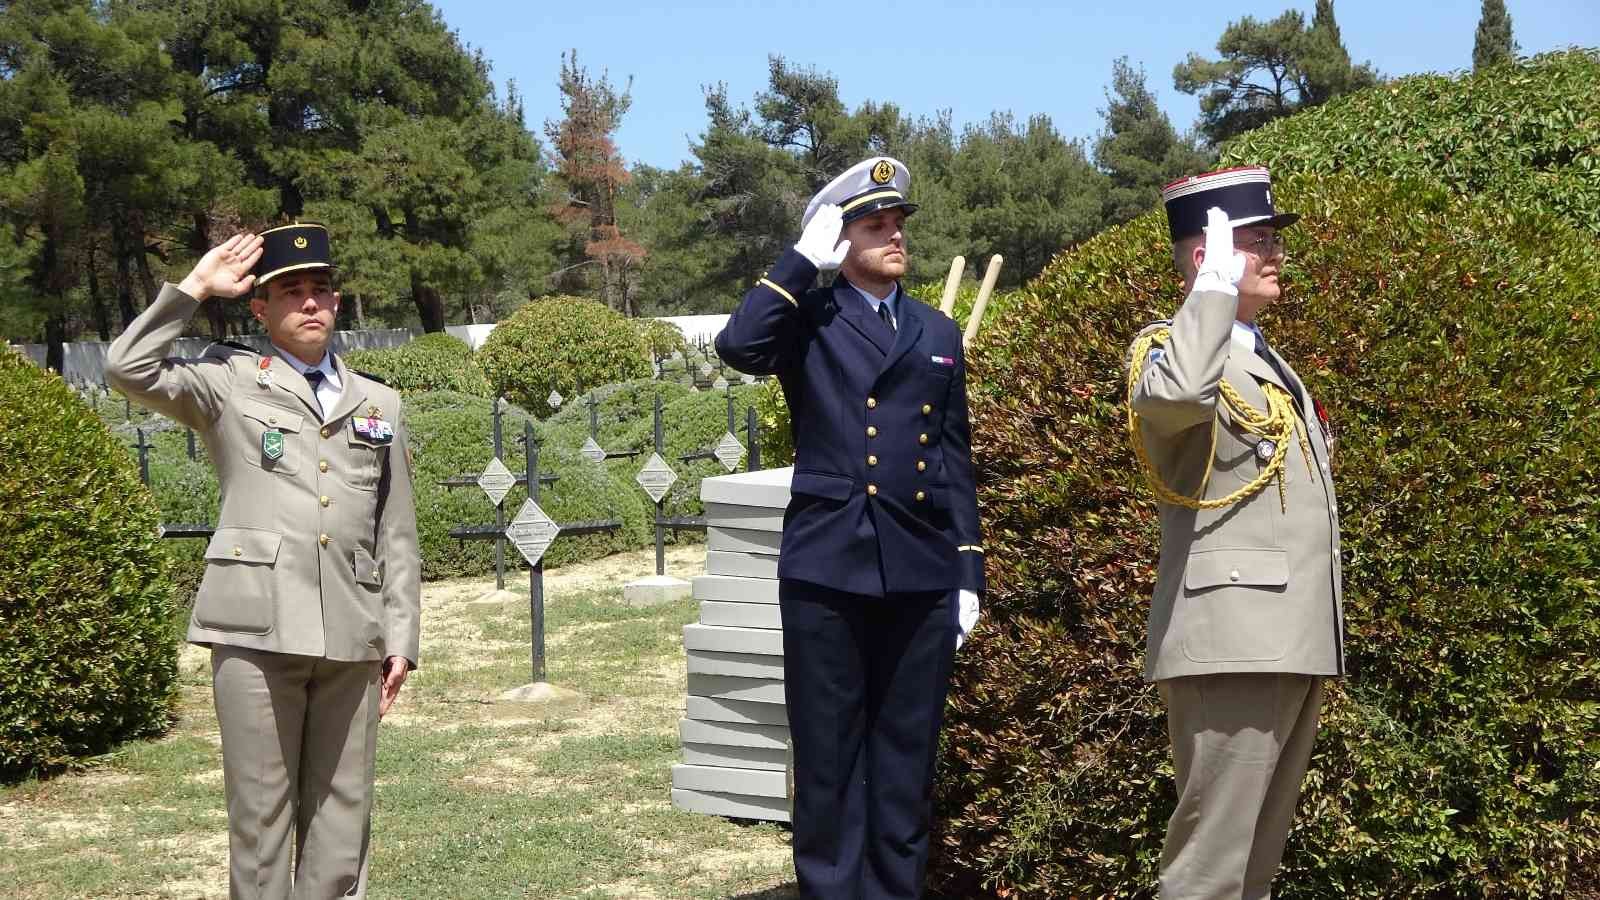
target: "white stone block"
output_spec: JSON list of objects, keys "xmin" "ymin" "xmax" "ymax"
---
[
  {"xmin": 704, "ymin": 502, "xmax": 785, "ymax": 532},
  {"xmin": 704, "ymin": 549, "xmax": 780, "ymax": 579},
  {"xmin": 707, "ymin": 526, "xmax": 781, "ymax": 555},
  {"xmin": 621, "ymin": 574, "xmax": 691, "ymax": 606},
  {"xmin": 683, "ymin": 623, "xmax": 784, "ymax": 656},
  {"xmin": 685, "ymin": 695, "xmax": 789, "ymax": 727},
  {"xmin": 687, "ymin": 673, "xmax": 786, "ymax": 705},
  {"xmin": 699, "ymin": 601, "xmax": 781, "ymax": 629},
  {"xmin": 671, "ymin": 788, "xmax": 790, "ymax": 823},
  {"xmin": 693, "ymin": 574, "xmax": 779, "ymax": 605},
  {"xmin": 700, "ymin": 466, "xmax": 793, "ymax": 509},
  {"xmin": 673, "ymin": 763, "xmax": 787, "ymax": 798},
  {"xmin": 680, "ymin": 718, "xmax": 789, "ymax": 750},
  {"xmin": 687, "ymin": 649, "xmax": 784, "ymax": 680},
  {"xmin": 682, "ymin": 742, "xmax": 788, "ymax": 771}
]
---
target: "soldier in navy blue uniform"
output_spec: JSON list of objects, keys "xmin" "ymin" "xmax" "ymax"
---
[{"xmin": 716, "ymin": 157, "xmax": 984, "ymax": 900}]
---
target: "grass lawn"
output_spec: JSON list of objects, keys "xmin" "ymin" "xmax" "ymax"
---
[{"xmin": 0, "ymin": 545, "xmax": 798, "ymax": 899}]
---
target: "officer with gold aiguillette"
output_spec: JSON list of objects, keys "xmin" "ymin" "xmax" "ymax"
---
[
  {"xmin": 716, "ymin": 157, "xmax": 984, "ymax": 900},
  {"xmin": 106, "ymin": 224, "xmax": 420, "ymax": 899},
  {"xmin": 1126, "ymin": 167, "xmax": 1344, "ymax": 899}
]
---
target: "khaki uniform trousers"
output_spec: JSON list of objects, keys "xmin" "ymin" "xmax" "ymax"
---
[
  {"xmin": 212, "ymin": 646, "xmax": 381, "ymax": 900},
  {"xmin": 1158, "ymin": 673, "xmax": 1324, "ymax": 900}
]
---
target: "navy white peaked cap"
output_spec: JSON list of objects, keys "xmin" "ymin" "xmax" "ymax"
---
[
  {"xmin": 802, "ymin": 156, "xmax": 919, "ymax": 229},
  {"xmin": 1161, "ymin": 166, "xmax": 1299, "ymax": 243}
]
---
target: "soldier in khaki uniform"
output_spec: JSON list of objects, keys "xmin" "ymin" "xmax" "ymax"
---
[
  {"xmin": 1126, "ymin": 168, "xmax": 1344, "ymax": 899},
  {"xmin": 106, "ymin": 225, "xmax": 420, "ymax": 899}
]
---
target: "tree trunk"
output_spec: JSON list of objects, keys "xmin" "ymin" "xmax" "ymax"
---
[
  {"xmin": 352, "ymin": 292, "xmax": 366, "ymax": 329},
  {"xmin": 44, "ymin": 312, "xmax": 66, "ymax": 374},
  {"xmin": 410, "ymin": 271, "xmax": 446, "ymax": 332},
  {"xmin": 113, "ymin": 226, "xmax": 139, "ymax": 330},
  {"xmin": 87, "ymin": 243, "xmax": 110, "ymax": 341}
]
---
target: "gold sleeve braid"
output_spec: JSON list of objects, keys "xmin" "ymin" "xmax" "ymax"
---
[{"xmin": 1126, "ymin": 327, "xmax": 1312, "ymax": 512}]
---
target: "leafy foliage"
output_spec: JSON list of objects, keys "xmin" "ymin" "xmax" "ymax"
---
[
  {"xmin": 476, "ymin": 295, "xmax": 651, "ymax": 415},
  {"xmin": 343, "ymin": 333, "xmax": 492, "ymax": 397},
  {"xmin": 1223, "ymin": 48, "xmax": 1600, "ymax": 237},
  {"xmin": 929, "ymin": 174, "xmax": 1600, "ymax": 897},
  {"xmin": 1095, "ymin": 57, "xmax": 1213, "ymax": 227},
  {"xmin": 631, "ymin": 318, "xmax": 690, "ymax": 360},
  {"xmin": 0, "ymin": 352, "xmax": 178, "ymax": 781}
]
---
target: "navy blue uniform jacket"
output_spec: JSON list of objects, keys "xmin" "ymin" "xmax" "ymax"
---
[{"xmin": 715, "ymin": 248, "xmax": 985, "ymax": 597}]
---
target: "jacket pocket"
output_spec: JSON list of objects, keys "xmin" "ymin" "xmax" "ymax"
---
[
  {"xmin": 1180, "ymin": 547, "xmax": 1289, "ymax": 664},
  {"xmin": 791, "ymin": 469, "xmax": 854, "ymax": 502},
  {"xmin": 194, "ymin": 526, "xmax": 282, "ymax": 634},
  {"xmin": 238, "ymin": 399, "xmax": 304, "ymax": 476},
  {"xmin": 1184, "ymin": 547, "xmax": 1288, "ymax": 591}
]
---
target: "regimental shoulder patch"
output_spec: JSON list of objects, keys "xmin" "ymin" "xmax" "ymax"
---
[{"xmin": 871, "ymin": 160, "xmax": 896, "ymax": 185}]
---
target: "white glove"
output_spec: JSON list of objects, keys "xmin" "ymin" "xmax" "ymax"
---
[
  {"xmin": 1193, "ymin": 206, "xmax": 1246, "ymax": 296},
  {"xmin": 956, "ymin": 589, "xmax": 981, "ymax": 650},
  {"xmin": 794, "ymin": 204, "xmax": 851, "ymax": 271}
]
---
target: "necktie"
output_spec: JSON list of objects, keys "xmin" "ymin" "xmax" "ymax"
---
[
  {"xmin": 1253, "ymin": 333, "xmax": 1304, "ymax": 412},
  {"xmin": 303, "ymin": 368, "xmax": 326, "ymax": 417},
  {"xmin": 877, "ymin": 300, "xmax": 896, "ymax": 334}
]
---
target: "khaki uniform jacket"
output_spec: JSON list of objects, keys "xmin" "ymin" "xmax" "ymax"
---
[
  {"xmin": 107, "ymin": 284, "xmax": 421, "ymax": 666},
  {"xmin": 1130, "ymin": 286, "xmax": 1343, "ymax": 681}
]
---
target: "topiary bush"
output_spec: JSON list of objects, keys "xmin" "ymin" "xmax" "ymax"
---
[
  {"xmin": 929, "ymin": 174, "xmax": 1600, "ymax": 897},
  {"xmin": 477, "ymin": 296, "xmax": 652, "ymax": 415},
  {"xmin": 343, "ymin": 332, "xmax": 493, "ymax": 397},
  {"xmin": 633, "ymin": 317, "xmax": 691, "ymax": 361},
  {"xmin": 1223, "ymin": 48, "xmax": 1600, "ymax": 236},
  {"xmin": 0, "ymin": 352, "xmax": 179, "ymax": 781}
]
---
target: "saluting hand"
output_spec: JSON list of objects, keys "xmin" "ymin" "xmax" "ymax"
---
[
  {"xmin": 794, "ymin": 204, "xmax": 851, "ymax": 272},
  {"xmin": 1195, "ymin": 207, "xmax": 1246, "ymax": 293},
  {"xmin": 177, "ymin": 233, "xmax": 265, "ymax": 302}
]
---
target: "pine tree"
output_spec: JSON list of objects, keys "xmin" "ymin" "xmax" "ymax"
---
[
  {"xmin": 1473, "ymin": 0, "xmax": 1518, "ymax": 70},
  {"xmin": 1094, "ymin": 58, "xmax": 1211, "ymax": 226}
]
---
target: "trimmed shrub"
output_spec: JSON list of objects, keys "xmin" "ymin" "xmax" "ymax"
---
[
  {"xmin": 402, "ymin": 391, "xmax": 651, "ymax": 580},
  {"xmin": 633, "ymin": 318, "xmax": 691, "ymax": 360},
  {"xmin": 0, "ymin": 353, "xmax": 178, "ymax": 781},
  {"xmin": 611, "ymin": 383, "xmax": 763, "ymax": 520},
  {"xmin": 904, "ymin": 278, "xmax": 1020, "ymax": 343},
  {"xmin": 343, "ymin": 332, "xmax": 492, "ymax": 397},
  {"xmin": 477, "ymin": 296, "xmax": 652, "ymax": 415},
  {"xmin": 1223, "ymin": 48, "xmax": 1600, "ymax": 236},
  {"xmin": 930, "ymin": 175, "xmax": 1600, "ymax": 897}
]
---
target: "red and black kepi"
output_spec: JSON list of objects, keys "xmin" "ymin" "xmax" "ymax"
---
[{"xmin": 1161, "ymin": 166, "xmax": 1299, "ymax": 243}]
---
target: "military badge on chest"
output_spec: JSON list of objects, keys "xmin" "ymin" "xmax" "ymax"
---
[
  {"xmin": 352, "ymin": 407, "xmax": 394, "ymax": 445},
  {"xmin": 261, "ymin": 428, "xmax": 285, "ymax": 461}
]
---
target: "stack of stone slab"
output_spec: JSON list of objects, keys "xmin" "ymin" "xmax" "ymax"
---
[{"xmin": 670, "ymin": 466, "xmax": 793, "ymax": 823}]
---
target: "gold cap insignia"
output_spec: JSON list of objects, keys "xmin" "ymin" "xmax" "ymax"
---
[
  {"xmin": 293, "ymin": 236, "xmax": 309, "ymax": 249},
  {"xmin": 871, "ymin": 160, "xmax": 895, "ymax": 185}
]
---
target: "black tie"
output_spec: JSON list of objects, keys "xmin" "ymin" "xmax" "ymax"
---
[
  {"xmin": 1253, "ymin": 333, "xmax": 1304, "ymax": 412},
  {"xmin": 303, "ymin": 368, "xmax": 326, "ymax": 416},
  {"xmin": 877, "ymin": 301, "xmax": 896, "ymax": 334}
]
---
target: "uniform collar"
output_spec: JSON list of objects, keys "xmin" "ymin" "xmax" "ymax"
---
[
  {"xmin": 1231, "ymin": 320, "xmax": 1264, "ymax": 356},
  {"xmin": 850, "ymin": 282, "xmax": 898, "ymax": 319},
  {"xmin": 271, "ymin": 343, "xmax": 341, "ymax": 389}
]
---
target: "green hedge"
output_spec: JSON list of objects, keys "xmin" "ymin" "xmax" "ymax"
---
[
  {"xmin": 1223, "ymin": 48, "xmax": 1600, "ymax": 236},
  {"xmin": 1, "ymin": 352, "xmax": 178, "ymax": 781},
  {"xmin": 343, "ymin": 332, "xmax": 492, "ymax": 397},
  {"xmin": 929, "ymin": 175, "xmax": 1600, "ymax": 897},
  {"xmin": 477, "ymin": 296, "xmax": 652, "ymax": 415}
]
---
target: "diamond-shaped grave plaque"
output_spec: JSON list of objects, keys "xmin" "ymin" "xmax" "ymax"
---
[
  {"xmin": 477, "ymin": 456, "xmax": 515, "ymax": 507},
  {"xmin": 699, "ymin": 362, "xmax": 714, "ymax": 376},
  {"xmin": 741, "ymin": 373, "xmax": 756, "ymax": 385},
  {"xmin": 713, "ymin": 376, "xmax": 729, "ymax": 390},
  {"xmin": 636, "ymin": 452, "xmax": 678, "ymax": 503},
  {"xmin": 506, "ymin": 498, "xmax": 561, "ymax": 567},
  {"xmin": 547, "ymin": 389, "xmax": 564, "ymax": 409},
  {"xmin": 714, "ymin": 431, "xmax": 746, "ymax": 473},
  {"xmin": 580, "ymin": 436, "xmax": 606, "ymax": 463},
  {"xmin": 689, "ymin": 384, "xmax": 700, "ymax": 393}
]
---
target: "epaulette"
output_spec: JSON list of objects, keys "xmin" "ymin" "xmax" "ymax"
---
[
  {"xmin": 204, "ymin": 340, "xmax": 259, "ymax": 358},
  {"xmin": 350, "ymin": 369, "xmax": 389, "ymax": 386},
  {"xmin": 1135, "ymin": 319, "xmax": 1172, "ymax": 341}
]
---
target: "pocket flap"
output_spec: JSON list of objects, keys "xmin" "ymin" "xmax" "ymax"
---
[
  {"xmin": 353, "ymin": 547, "xmax": 383, "ymax": 587},
  {"xmin": 1184, "ymin": 547, "xmax": 1288, "ymax": 591},
  {"xmin": 791, "ymin": 469, "xmax": 854, "ymax": 502},
  {"xmin": 240, "ymin": 399, "xmax": 305, "ymax": 433},
  {"xmin": 205, "ymin": 526, "xmax": 284, "ymax": 564}
]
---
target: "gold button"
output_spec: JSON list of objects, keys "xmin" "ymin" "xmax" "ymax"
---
[
  {"xmin": 867, "ymin": 455, "xmax": 878, "ymax": 466},
  {"xmin": 866, "ymin": 397, "xmax": 877, "ymax": 409},
  {"xmin": 866, "ymin": 426, "xmax": 878, "ymax": 438},
  {"xmin": 322, "ymin": 426, "xmax": 333, "ymax": 438},
  {"xmin": 921, "ymin": 404, "xmax": 932, "ymax": 415},
  {"xmin": 866, "ymin": 484, "xmax": 878, "ymax": 496},
  {"xmin": 232, "ymin": 546, "xmax": 242, "ymax": 557},
  {"xmin": 319, "ymin": 460, "xmax": 329, "ymax": 473},
  {"xmin": 919, "ymin": 433, "xmax": 929, "ymax": 445},
  {"xmin": 915, "ymin": 491, "xmax": 926, "ymax": 502},
  {"xmin": 917, "ymin": 460, "xmax": 927, "ymax": 472},
  {"xmin": 268, "ymin": 416, "xmax": 278, "ymax": 426},
  {"xmin": 319, "ymin": 533, "xmax": 330, "ymax": 547},
  {"xmin": 320, "ymin": 496, "xmax": 330, "ymax": 507}
]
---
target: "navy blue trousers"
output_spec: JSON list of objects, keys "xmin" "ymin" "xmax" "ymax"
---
[{"xmin": 780, "ymin": 580, "xmax": 957, "ymax": 900}]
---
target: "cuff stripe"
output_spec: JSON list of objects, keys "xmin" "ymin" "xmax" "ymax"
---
[
  {"xmin": 958, "ymin": 545, "xmax": 984, "ymax": 553},
  {"xmin": 758, "ymin": 278, "xmax": 798, "ymax": 306}
]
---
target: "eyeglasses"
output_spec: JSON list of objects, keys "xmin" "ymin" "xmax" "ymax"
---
[{"xmin": 1238, "ymin": 233, "xmax": 1287, "ymax": 258}]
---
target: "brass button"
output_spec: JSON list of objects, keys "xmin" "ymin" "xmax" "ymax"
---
[
  {"xmin": 921, "ymin": 404, "xmax": 932, "ymax": 415},
  {"xmin": 918, "ymin": 433, "xmax": 929, "ymax": 445},
  {"xmin": 319, "ymin": 460, "xmax": 329, "ymax": 473},
  {"xmin": 916, "ymin": 460, "xmax": 927, "ymax": 472},
  {"xmin": 866, "ymin": 426, "xmax": 878, "ymax": 438},
  {"xmin": 867, "ymin": 455, "xmax": 878, "ymax": 466},
  {"xmin": 866, "ymin": 484, "xmax": 878, "ymax": 496},
  {"xmin": 866, "ymin": 397, "xmax": 877, "ymax": 409},
  {"xmin": 232, "ymin": 546, "xmax": 242, "ymax": 557},
  {"xmin": 319, "ymin": 496, "xmax": 330, "ymax": 507},
  {"xmin": 915, "ymin": 491, "xmax": 926, "ymax": 502},
  {"xmin": 321, "ymin": 426, "xmax": 334, "ymax": 438},
  {"xmin": 319, "ymin": 533, "xmax": 330, "ymax": 547},
  {"xmin": 268, "ymin": 416, "xmax": 278, "ymax": 426}
]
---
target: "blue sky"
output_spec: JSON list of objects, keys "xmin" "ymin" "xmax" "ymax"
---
[{"xmin": 431, "ymin": 1, "xmax": 1599, "ymax": 170}]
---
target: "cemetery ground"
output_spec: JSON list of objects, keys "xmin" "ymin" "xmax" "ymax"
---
[{"xmin": 0, "ymin": 545, "xmax": 799, "ymax": 899}]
